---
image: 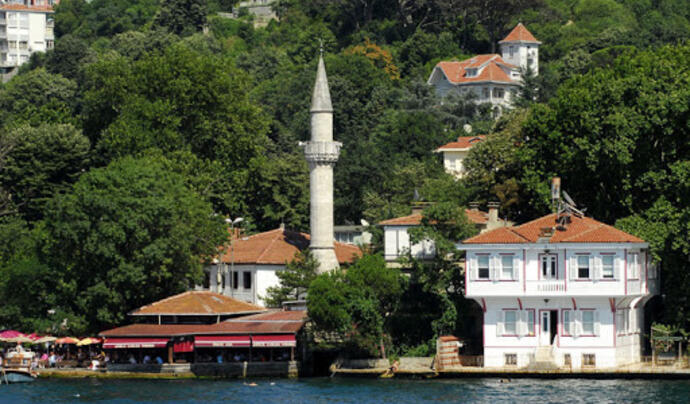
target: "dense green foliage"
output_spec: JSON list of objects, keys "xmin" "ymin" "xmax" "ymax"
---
[
  {"xmin": 308, "ymin": 254, "xmax": 405, "ymax": 357},
  {"xmin": 264, "ymin": 249, "xmax": 318, "ymax": 307},
  {"xmin": 0, "ymin": 0, "xmax": 688, "ymax": 341}
]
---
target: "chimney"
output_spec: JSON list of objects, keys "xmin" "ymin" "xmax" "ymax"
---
[
  {"xmin": 487, "ymin": 202, "xmax": 500, "ymax": 230},
  {"xmin": 469, "ymin": 202, "xmax": 480, "ymax": 211}
]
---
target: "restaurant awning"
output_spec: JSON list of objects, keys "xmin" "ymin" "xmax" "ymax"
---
[
  {"xmin": 194, "ymin": 335, "xmax": 250, "ymax": 348},
  {"xmin": 103, "ymin": 338, "xmax": 169, "ymax": 349},
  {"xmin": 252, "ymin": 335, "xmax": 296, "ymax": 348}
]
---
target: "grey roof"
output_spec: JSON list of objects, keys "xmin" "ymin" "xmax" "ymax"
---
[{"xmin": 310, "ymin": 55, "xmax": 333, "ymax": 113}]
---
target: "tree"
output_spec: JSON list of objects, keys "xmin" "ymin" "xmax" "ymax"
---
[
  {"xmin": 45, "ymin": 34, "xmax": 95, "ymax": 81},
  {"xmin": 0, "ymin": 124, "xmax": 90, "ymax": 222},
  {"xmin": 41, "ymin": 156, "xmax": 227, "ymax": 332},
  {"xmin": 308, "ymin": 254, "xmax": 405, "ymax": 357},
  {"xmin": 0, "ymin": 68, "xmax": 78, "ymax": 128},
  {"xmin": 264, "ymin": 249, "xmax": 318, "ymax": 307},
  {"xmin": 154, "ymin": 0, "xmax": 208, "ymax": 36}
]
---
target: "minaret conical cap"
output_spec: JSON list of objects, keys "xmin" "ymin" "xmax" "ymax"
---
[{"xmin": 310, "ymin": 55, "xmax": 333, "ymax": 113}]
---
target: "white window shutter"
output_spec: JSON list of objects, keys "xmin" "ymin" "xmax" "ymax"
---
[
  {"xmin": 491, "ymin": 256, "xmax": 498, "ymax": 281},
  {"xmin": 569, "ymin": 257, "xmax": 576, "ymax": 280},
  {"xmin": 497, "ymin": 311, "xmax": 504, "ymax": 336},
  {"xmin": 594, "ymin": 311, "xmax": 600, "ymax": 336},
  {"xmin": 513, "ymin": 257, "xmax": 520, "ymax": 281},
  {"xmin": 593, "ymin": 257, "xmax": 601, "ymax": 280},
  {"xmin": 589, "ymin": 257, "xmax": 594, "ymax": 279},
  {"xmin": 468, "ymin": 258, "xmax": 475, "ymax": 281},
  {"xmin": 614, "ymin": 256, "xmax": 622, "ymax": 280}
]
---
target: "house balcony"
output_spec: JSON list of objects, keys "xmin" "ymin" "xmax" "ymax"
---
[{"xmin": 467, "ymin": 278, "xmax": 656, "ymax": 298}]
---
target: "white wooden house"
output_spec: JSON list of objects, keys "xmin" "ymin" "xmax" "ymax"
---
[{"xmin": 460, "ymin": 212, "xmax": 658, "ymax": 369}]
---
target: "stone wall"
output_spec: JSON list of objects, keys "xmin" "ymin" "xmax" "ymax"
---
[{"xmin": 106, "ymin": 361, "xmax": 300, "ymax": 378}]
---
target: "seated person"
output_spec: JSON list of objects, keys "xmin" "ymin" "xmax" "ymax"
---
[
  {"xmin": 128, "ymin": 354, "xmax": 137, "ymax": 364},
  {"xmin": 155, "ymin": 356, "xmax": 164, "ymax": 365},
  {"xmin": 142, "ymin": 354, "xmax": 152, "ymax": 364}
]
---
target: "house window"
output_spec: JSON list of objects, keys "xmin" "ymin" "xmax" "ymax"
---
[
  {"xmin": 582, "ymin": 354, "xmax": 596, "ymax": 367},
  {"xmin": 232, "ymin": 271, "xmax": 239, "ymax": 289},
  {"xmin": 509, "ymin": 46, "xmax": 515, "ymax": 57},
  {"xmin": 582, "ymin": 311, "xmax": 594, "ymax": 335},
  {"xmin": 577, "ymin": 255, "xmax": 590, "ymax": 279},
  {"xmin": 243, "ymin": 271, "xmax": 252, "ymax": 289},
  {"xmin": 504, "ymin": 353, "xmax": 517, "ymax": 366},
  {"xmin": 564, "ymin": 353, "xmax": 571, "ymax": 367},
  {"xmin": 628, "ymin": 253, "xmax": 639, "ymax": 279},
  {"xmin": 504, "ymin": 310, "xmax": 517, "ymax": 335},
  {"xmin": 482, "ymin": 87, "xmax": 489, "ymax": 98},
  {"xmin": 602, "ymin": 255, "xmax": 614, "ymax": 278},
  {"xmin": 541, "ymin": 254, "xmax": 558, "ymax": 279},
  {"xmin": 562, "ymin": 310, "xmax": 572, "ymax": 336},
  {"xmin": 477, "ymin": 255, "xmax": 490, "ymax": 279},
  {"xmin": 501, "ymin": 255, "xmax": 514, "ymax": 280},
  {"xmin": 527, "ymin": 310, "xmax": 535, "ymax": 336},
  {"xmin": 492, "ymin": 88, "xmax": 505, "ymax": 99}
]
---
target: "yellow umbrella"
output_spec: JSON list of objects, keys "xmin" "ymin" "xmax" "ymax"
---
[{"xmin": 76, "ymin": 337, "xmax": 102, "ymax": 346}]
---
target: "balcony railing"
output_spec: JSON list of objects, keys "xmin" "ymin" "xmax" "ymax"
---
[{"xmin": 533, "ymin": 280, "xmax": 566, "ymax": 293}]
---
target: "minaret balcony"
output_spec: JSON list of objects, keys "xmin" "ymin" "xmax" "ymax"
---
[{"xmin": 301, "ymin": 141, "xmax": 342, "ymax": 164}]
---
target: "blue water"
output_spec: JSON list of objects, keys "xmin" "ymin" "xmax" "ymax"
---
[{"xmin": 1, "ymin": 377, "xmax": 689, "ymax": 403}]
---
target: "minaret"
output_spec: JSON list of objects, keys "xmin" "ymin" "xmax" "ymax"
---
[{"xmin": 301, "ymin": 52, "xmax": 342, "ymax": 273}]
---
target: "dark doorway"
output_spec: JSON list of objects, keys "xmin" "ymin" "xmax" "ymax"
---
[{"xmin": 550, "ymin": 310, "xmax": 558, "ymax": 344}]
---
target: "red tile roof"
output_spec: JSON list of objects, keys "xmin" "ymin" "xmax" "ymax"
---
[
  {"xmin": 435, "ymin": 55, "xmax": 516, "ymax": 85},
  {"xmin": 378, "ymin": 209, "xmax": 489, "ymax": 226},
  {"xmin": 99, "ymin": 310, "xmax": 307, "ymax": 337},
  {"xmin": 500, "ymin": 23, "xmax": 540, "ymax": 43},
  {"xmin": 463, "ymin": 213, "xmax": 645, "ymax": 244},
  {"xmin": 436, "ymin": 136, "xmax": 486, "ymax": 151},
  {"xmin": 129, "ymin": 291, "xmax": 266, "ymax": 316},
  {"xmin": 217, "ymin": 228, "xmax": 361, "ymax": 265},
  {"xmin": 0, "ymin": 4, "xmax": 53, "ymax": 12}
]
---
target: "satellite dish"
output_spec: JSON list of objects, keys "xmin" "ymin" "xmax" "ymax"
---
[{"xmin": 562, "ymin": 190, "xmax": 576, "ymax": 207}]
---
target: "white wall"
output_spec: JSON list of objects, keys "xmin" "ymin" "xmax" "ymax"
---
[
  {"xmin": 483, "ymin": 297, "xmax": 622, "ymax": 368},
  {"xmin": 383, "ymin": 226, "xmax": 435, "ymax": 261}
]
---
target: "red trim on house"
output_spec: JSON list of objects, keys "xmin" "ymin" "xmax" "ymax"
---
[
  {"xmin": 609, "ymin": 298, "xmax": 616, "ymax": 313},
  {"xmin": 571, "ymin": 298, "xmax": 577, "ymax": 310},
  {"xmin": 481, "ymin": 298, "xmax": 486, "ymax": 313},
  {"xmin": 194, "ymin": 335, "xmax": 250, "ymax": 348},
  {"xmin": 252, "ymin": 334, "xmax": 296, "ymax": 347},
  {"xmin": 517, "ymin": 298, "xmax": 523, "ymax": 310}
]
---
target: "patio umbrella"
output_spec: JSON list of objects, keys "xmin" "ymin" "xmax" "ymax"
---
[
  {"xmin": 0, "ymin": 330, "xmax": 25, "ymax": 341},
  {"xmin": 6, "ymin": 335, "xmax": 34, "ymax": 343},
  {"xmin": 55, "ymin": 337, "xmax": 80, "ymax": 345},
  {"xmin": 34, "ymin": 336, "xmax": 57, "ymax": 344},
  {"xmin": 76, "ymin": 337, "xmax": 102, "ymax": 346}
]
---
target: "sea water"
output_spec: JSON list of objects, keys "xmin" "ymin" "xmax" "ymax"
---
[{"xmin": 1, "ymin": 377, "xmax": 689, "ymax": 403}]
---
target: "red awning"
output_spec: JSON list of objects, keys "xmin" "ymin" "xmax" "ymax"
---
[
  {"xmin": 103, "ymin": 338, "xmax": 169, "ymax": 349},
  {"xmin": 252, "ymin": 334, "xmax": 296, "ymax": 348},
  {"xmin": 194, "ymin": 335, "xmax": 250, "ymax": 348}
]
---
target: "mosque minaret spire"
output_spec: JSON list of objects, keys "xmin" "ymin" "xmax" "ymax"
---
[{"xmin": 301, "ymin": 51, "xmax": 342, "ymax": 273}]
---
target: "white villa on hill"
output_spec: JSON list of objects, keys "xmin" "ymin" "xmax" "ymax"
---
[
  {"xmin": 427, "ymin": 23, "xmax": 540, "ymax": 113},
  {"xmin": 0, "ymin": 0, "xmax": 56, "ymax": 76},
  {"xmin": 435, "ymin": 135, "xmax": 485, "ymax": 178},
  {"xmin": 460, "ymin": 210, "xmax": 658, "ymax": 369},
  {"xmin": 380, "ymin": 203, "xmax": 510, "ymax": 265}
]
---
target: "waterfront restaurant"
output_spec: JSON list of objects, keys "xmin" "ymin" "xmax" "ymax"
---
[{"xmin": 98, "ymin": 291, "xmax": 307, "ymax": 365}]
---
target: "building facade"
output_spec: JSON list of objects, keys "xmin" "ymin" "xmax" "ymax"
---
[
  {"xmin": 200, "ymin": 227, "xmax": 361, "ymax": 306},
  {"xmin": 380, "ymin": 203, "xmax": 510, "ymax": 265},
  {"xmin": 427, "ymin": 23, "xmax": 540, "ymax": 113},
  {"xmin": 0, "ymin": 0, "xmax": 56, "ymax": 75},
  {"xmin": 461, "ymin": 212, "xmax": 658, "ymax": 369},
  {"xmin": 435, "ymin": 135, "xmax": 485, "ymax": 178}
]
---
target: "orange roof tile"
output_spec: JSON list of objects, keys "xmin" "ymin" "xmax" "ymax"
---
[
  {"xmin": 129, "ymin": 291, "xmax": 266, "ymax": 316},
  {"xmin": 436, "ymin": 135, "xmax": 486, "ymax": 151},
  {"xmin": 217, "ymin": 228, "xmax": 361, "ymax": 265},
  {"xmin": 100, "ymin": 310, "xmax": 306, "ymax": 337},
  {"xmin": 500, "ymin": 23, "xmax": 540, "ymax": 43},
  {"xmin": 435, "ymin": 55, "xmax": 516, "ymax": 85},
  {"xmin": 378, "ymin": 209, "xmax": 489, "ymax": 226},
  {"xmin": 0, "ymin": 4, "xmax": 53, "ymax": 12},
  {"xmin": 463, "ymin": 213, "xmax": 645, "ymax": 244}
]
